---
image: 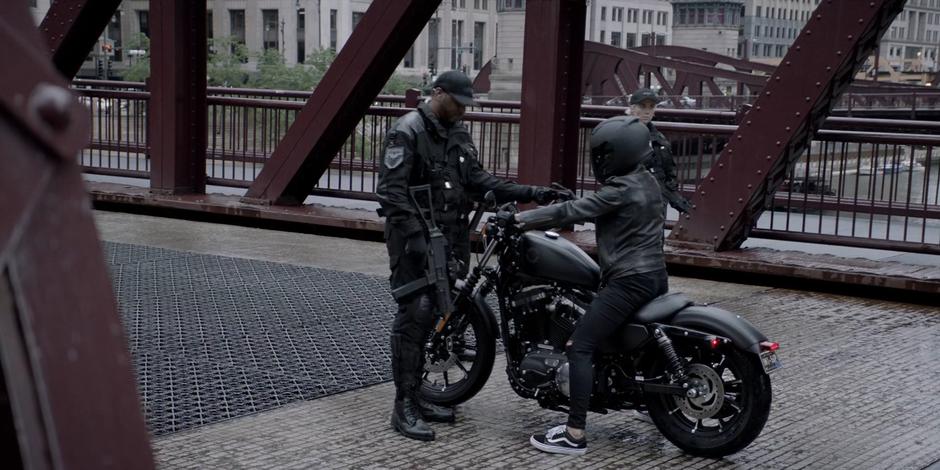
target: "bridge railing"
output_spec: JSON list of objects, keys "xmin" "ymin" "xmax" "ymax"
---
[{"xmin": 74, "ymin": 82, "xmax": 940, "ymax": 254}]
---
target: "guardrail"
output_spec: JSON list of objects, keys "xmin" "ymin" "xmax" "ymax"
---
[{"xmin": 74, "ymin": 81, "xmax": 940, "ymax": 254}]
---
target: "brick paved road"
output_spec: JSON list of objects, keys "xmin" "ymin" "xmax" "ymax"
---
[{"xmin": 151, "ymin": 280, "xmax": 940, "ymax": 469}]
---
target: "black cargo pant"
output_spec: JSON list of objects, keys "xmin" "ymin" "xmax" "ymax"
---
[{"xmin": 566, "ymin": 269, "xmax": 669, "ymax": 429}]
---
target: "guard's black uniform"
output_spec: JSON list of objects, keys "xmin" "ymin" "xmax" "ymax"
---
[
  {"xmin": 644, "ymin": 122, "xmax": 691, "ymax": 214},
  {"xmin": 376, "ymin": 101, "xmax": 549, "ymax": 436}
]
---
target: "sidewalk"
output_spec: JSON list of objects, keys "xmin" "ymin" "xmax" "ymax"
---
[{"xmin": 94, "ymin": 211, "xmax": 940, "ymax": 469}]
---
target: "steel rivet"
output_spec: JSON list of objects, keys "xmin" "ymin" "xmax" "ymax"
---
[
  {"xmin": 776, "ymin": 141, "xmax": 781, "ymax": 146},
  {"xmin": 719, "ymin": 226, "xmax": 725, "ymax": 231},
  {"xmin": 766, "ymin": 155, "xmax": 772, "ymax": 160},
  {"xmin": 719, "ymin": 163, "xmax": 724, "ymax": 168},
  {"xmin": 786, "ymin": 61, "xmax": 791, "ymax": 66},
  {"xmin": 766, "ymin": 91, "xmax": 772, "ymax": 95},
  {"xmin": 847, "ymin": 35, "xmax": 853, "ymax": 40},
  {"xmin": 747, "ymin": 120, "xmax": 752, "ymax": 125},
  {"xmin": 757, "ymin": 170, "xmax": 763, "ymax": 174},
  {"xmin": 728, "ymin": 212, "xmax": 734, "ymax": 217},
  {"xmin": 816, "ymin": 82, "xmax": 822, "ymax": 87},
  {"xmin": 710, "ymin": 177, "xmax": 715, "ymax": 182},
  {"xmin": 836, "ymin": 51, "xmax": 842, "ymax": 56},
  {"xmin": 701, "ymin": 191, "xmax": 706, "ymax": 196},
  {"xmin": 747, "ymin": 184, "xmax": 753, "ymax": 189},
  {"xmin": 685, "ymin": 215, "xmax": 691, "ymax": 219},
  {"xmin": 756, "ymin": 106, "xmax": 761, "ymax": 110},
  {"xmin": 796, "ymin": 112, "xmax": 801, "ymax": 116},
  {"xmin": 738, "ymin": 198, "xmax": 744, "ymax": 203},
  {"xmin": 714, "ymin": 236, "xmax": 719, "ymax": 240},
  {"xmin": 805, "ymin": 97, "xmax": 811, "ymax": 101},
  {"xmin": 786, "ymin": 126, "xmax": 791, "ymax": 131}
]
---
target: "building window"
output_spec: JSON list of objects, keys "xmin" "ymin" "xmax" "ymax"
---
[
  {"xmin": 613, "ymin": 7, "xmax": 623, "ymax": 22},
  {"xmin": 628, "ymin": 8, "xmax": 638, "ymax": 23},
  {"xmin": 601, "ymin": 6, "xmax": 606, "ymax": 21},
  {"xmin": 473, "ymin": 21, "xmax": 485, "ymax": 69},
  {"xmin": 404, "ymin": 45, "xmax": 415, "ymax": 68},
  {"xmin": 262, "ymin": 9, "xmax": 278, "ymax": 51},
  {"xmin": 297, "ymin": 9, "xmax": 305, "ymax": 63},
  {"xmin": 611, "ymin": 31, "xmax": 622, "ymax": 47},
  {"xmin": 452, "ymin": 20, "xmax": 464, "ymax": 70},
  {"xmin": 428, "ymin": 18, "xmax": 439, "ymax": 73},
  {"xmin": 352, "ymin": 12, "xmax": 365, "ymax": 30},
  {"xmin": 642, "ymin": 9, "xmax": 652, "ymax": 24},
  {"xmin": 600, "ymin": 30, "xmax": 606, "ymax": 43},
  {"xmin": 137, "ymin": 10, "xmax": 149, "ymax": 37},
  {"xmin": 656, "ymin": 34, "xmax": 666, "ymax": 45},
  {"xmin": 626, "ymin": 33, "xmax": 636, "ymax": 48},
  {"xmin": 329, "ymin": 9, "xmax": 337, "ymax": 50},
  {"xmin": 753, "ymin": 43, "xmax": 759, "ymax": 56},
  {"xmin": 230, "ymin": 9, "xmax": 246, "ymax": 54},
  {"xmin": 756, "ymin": 6, "xmax": 762, "ymax": 17}
]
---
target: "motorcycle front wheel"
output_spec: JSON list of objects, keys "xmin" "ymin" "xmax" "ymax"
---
[
  {"xmin": 419, "ymin": 296, "xmax": 497, "ymax": 406},
  {"xmin": 645, "ymin": 343, "xmax": 773, "ymax": 458}
]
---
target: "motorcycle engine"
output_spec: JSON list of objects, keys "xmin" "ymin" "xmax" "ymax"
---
[
  {"xmin": 509, "ymin": 286, "xmax": 588, "ymax": 349},
  {"xmin": 517, "ymin": 344, "xmax": 571, "ymax": 397}
]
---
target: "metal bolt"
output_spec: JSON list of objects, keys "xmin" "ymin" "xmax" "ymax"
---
[
  {"xmin": 796, "ymin": 112, "xmax": 801, "ymax": 117},
  {"xmin": 718, "ymin": 163, "xmax": 724, "ymax": 168},
  {"xmin": 747, "ymin": 184, "xmax": 752, "ymax": 189},
  {"xmin": 757, "ymin": 170, "xmax": 763, "ymax": 174},
  {"xmin": 847, "ymin": 35, "xmax": 854, "ymax": 40},
  {"xmin": 766, "ymin": 91, "xmax": 772, "ymax": 95},
  {"xmin": 805, "ymin": 97, "xmax": 811, "ymax": 102},
  {"xmin": 728, "ymin": 212, "xmax": 734, "ymax": 216},
  {"xmin": 719, "ymin": 225, "xmax": 725, "ymax": 230},
  {"xmin": 776, "ymin": 141, "xmax": 781, "ymax": 146},
  {"xmin": 738, "ymin": 198, "xmax": 744, "ymax": 203},
  {"xmin": 786, "ymin": 126, "xmax": 791, "ymax": 131},
  {"xmin": 710, "ymin": 177, "xmax": 715, "ymax": 182},
  {"xmin": 701, "ymin": 191, "xmax": 706, "ymax": 196},
  {"xmin": 30, "ymin": 83, "xmax": 72, "ymax": 132},
  {"xmin": 816, "ymin": 82, "xmax": 822, "ymax": 87},
  {"xmin": 766, "ymin": 155, "xmax": 772, "ymax": 160}
]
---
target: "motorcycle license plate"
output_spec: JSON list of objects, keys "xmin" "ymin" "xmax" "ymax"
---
[{"xmin": 760, "ymin": 351, "xmax": 782, "ymax": 373}]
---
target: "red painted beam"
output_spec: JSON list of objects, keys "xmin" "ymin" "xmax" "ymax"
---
[
  {"xmin": 671, "ymin": 0, "xmax": 907, "ymax": 250},
  {"xmin": 518, "ymin": 0, "xmax": 586, "ymax": 189},
  {"xmin": 244, "ymin": 1, "xmax": 443, "ymax": 205},
  {"xmin": 0, "ymin": 2, "xmax": 153, "ymax": 467},
  {"xmin": 148, "ymin": 0, "xmax": 208, "ymax": 195},
  {"xmin": 39, "ymin": 0, "xmax": 122, "ymax": 79}
]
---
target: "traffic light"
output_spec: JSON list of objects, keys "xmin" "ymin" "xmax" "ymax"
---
[
  {"xmin": 96, "ymin": 57, "xmax": 104, "ymax": 78},
  {"xmin": 107, "ymin": 56, "xmax": 113, "ymax": 78}
]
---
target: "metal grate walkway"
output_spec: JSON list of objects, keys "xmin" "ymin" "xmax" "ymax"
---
[{"xmin": 106, "ymin": 242, "xmax": 396, "ymax": 436}]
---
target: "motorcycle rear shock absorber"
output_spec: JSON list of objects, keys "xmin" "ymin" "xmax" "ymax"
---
[{"xmin": 653, "ymin": 328, "xmax": 689, "ymax": 387}]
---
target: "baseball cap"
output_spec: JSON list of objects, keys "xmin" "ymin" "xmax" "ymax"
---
[
  {"xmin": 629, "ymin": 88, "xmax": 659, "ymax": 105},
  {"xmin": 432, "ymin": 70, "xmax": 477, "ymax": 106}
]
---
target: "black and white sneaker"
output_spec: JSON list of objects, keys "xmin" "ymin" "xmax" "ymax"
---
[{"xmin": 529, "ymin": 424, "xmax": 587, "ymax": 455}]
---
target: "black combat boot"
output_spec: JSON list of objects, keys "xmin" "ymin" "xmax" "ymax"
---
[
  {"xmin": 391, "ymin": 396, "xmax": 435, "ymax": 441},
  {"xmin": 416, "ymin": 396, "xmax": 456, "ymax": 423},
  {"xmin": 390, "ymin": 334, "xmax": 435, "ymax": 441}
]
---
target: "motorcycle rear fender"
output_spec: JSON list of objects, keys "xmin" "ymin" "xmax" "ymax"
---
[{"xmin": 670, "ymin": 306, "xmax": 768, "ymax": 355}]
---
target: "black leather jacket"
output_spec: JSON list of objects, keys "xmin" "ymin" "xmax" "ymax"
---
[
  {"xmin": 377, "ymin": 102, "xmax": 537, "ymax": 287},
  {"xmin": 645, "ymin": 122, "xmax": 691, "ymax": 213},
  {"xmin": 515, "ymin": 169, "xmax": 666, "ymax": 281}
]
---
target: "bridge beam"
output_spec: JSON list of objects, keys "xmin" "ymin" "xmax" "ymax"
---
[
  {"xmin": 39, "ymin": 0, "xmax": 122, "ymax": 79},
  {"xmin": 244, "ymin": 1, "xmax": 443, "ymax": 205},
  {"xmin": 148, "ymin": 0, "xmax": 208, "ymax": 195},
  {"xmin": 0, "ymin": 2, "xmax": 153, "ymax": 467},
  {"xmin": 518, "ymin": 0, "xmax": 586, "ymax": 189},
  {"xmin": 671, "ymin": 0, "xmax": 907, "ymax": 250}
]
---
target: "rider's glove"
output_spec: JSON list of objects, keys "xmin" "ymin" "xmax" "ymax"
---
[{"xmin": 495, "ymin": 210, "xmax": 516, "ymax": 228}]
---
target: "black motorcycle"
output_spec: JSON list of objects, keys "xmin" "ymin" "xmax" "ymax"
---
[{"xmin": 420, "ymin": 195, "xmax": 781, "ymax": 457}]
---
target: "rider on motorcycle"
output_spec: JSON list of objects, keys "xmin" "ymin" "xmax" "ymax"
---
[{"xmin": 510, "ymin": 115, "xmax": 669, "ymax": 455}]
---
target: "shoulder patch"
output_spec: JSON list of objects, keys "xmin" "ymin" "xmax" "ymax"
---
[{"xmin": 384, "ymin": 146, "xmax": 405, "ymax": 169}]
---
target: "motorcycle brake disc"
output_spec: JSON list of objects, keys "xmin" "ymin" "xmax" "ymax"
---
[{"xmin": 673, "ymin": 363, "xmax": 725, "ymax": 420}]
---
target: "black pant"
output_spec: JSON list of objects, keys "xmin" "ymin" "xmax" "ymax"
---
[{"xmin": 566, "ymin": 269, "xmax": 669, "ymax": 429}]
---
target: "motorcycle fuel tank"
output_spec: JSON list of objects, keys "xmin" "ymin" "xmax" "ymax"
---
[{"xmin": 519, "ymin": 231, "xmax": 600, "ymax": 289}]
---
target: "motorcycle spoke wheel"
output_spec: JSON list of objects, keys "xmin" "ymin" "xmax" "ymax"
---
[{"xmin": 646, "ymin": 345, "xmax": 772, "ymax": 458}]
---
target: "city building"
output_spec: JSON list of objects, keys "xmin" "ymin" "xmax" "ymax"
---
[{"xmin": 29, "ymin": 0, "xmax": 499, "ymax": 82}]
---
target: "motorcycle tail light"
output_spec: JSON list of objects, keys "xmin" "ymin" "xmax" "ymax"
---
[
  {"xmin": 709, "ymin": 337, "xmax": 721, "ymax": 349},
  {"xmin": 760, "ymin": 341, "xmax": 779, "ymax": 352}
]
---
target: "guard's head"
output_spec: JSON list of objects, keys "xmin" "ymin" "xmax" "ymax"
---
[
  {"xmin": 430, "ymin": 70, "xmax": 476, "ymax": 122},
  {"xmin": 628, "ymin": 87, "xmax": 659, "ymax": 123},
  {"xmin": 590, "ymin": 116, "xmax": 652, "ymax": 183}
]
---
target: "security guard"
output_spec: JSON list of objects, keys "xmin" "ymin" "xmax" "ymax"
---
[
  {"xmin": 376, "ymin": 70, "xmax": 559, "ymax": 441},
  {"xmin": 628, "ymin": 88, "xmax": 692, "ymax": 214}
]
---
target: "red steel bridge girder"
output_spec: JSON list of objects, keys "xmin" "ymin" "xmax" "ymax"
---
[
  {"xmin": 39, "ymin": 0, "xmax": 122, "ymax": 79},
  {"xmin": 518, "ymin": 0, "xmax": 586, "ymax": 189},
  {"xmin": 0, "ymin": 1, "xmax": 154, "ymax": 467},
  {"xmin": 148, "ymin": 0, "xmax": 208, "ymax": 195},
  {"xmin": 244, "ymin": 0, "xmax": 443, "ymax": 205},
  {"xmin": 671, "ymin": 0, "xmax": 907, "ymax": 250}
]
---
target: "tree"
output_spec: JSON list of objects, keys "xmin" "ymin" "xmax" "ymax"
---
[
  {"xmin": 122, "ymin": 33, "xmax": 150, "ymax": 82},
  {"xmin": 207, "ymin": 37, "xmax": 249, "ymax": 87}
]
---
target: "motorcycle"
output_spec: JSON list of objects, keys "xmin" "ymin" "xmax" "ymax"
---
[{"xmin": 419, "ymin": 192, "xmax": 781, "ymax": 457}]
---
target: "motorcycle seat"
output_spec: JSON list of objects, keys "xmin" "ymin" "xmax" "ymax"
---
[{"xmin": 633, "ymin": 293, "xmax": 693, "ymax": 324}]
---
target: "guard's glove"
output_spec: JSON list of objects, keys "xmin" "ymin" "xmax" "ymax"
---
[
  {"xmin": 550, "ymin": 182, "xmax": 576, "ymax": 201},
  {"xmin": 532, "ymin": 186, "xmax": 560, "ymax": 205},
  {"xmin": 668, "ymin": 194, "xmax": 693, "ymax": 214},
  {"xmin": 404, "ymin": 232, "xmax": 428, "ymax": 256}
]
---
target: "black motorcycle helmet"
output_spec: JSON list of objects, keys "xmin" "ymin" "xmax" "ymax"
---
[{"xmin": 589, "ymin": 116, "xmax": 652, "ymax": 183}]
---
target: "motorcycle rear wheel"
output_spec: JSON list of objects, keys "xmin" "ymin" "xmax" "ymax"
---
[
  {"xmin": 645, "ymin": 344, "xmax": 772, "ymax": 458},
  {"xmin": 419, "ymin": 298, "xmax": 497, "ymax": 406}
]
